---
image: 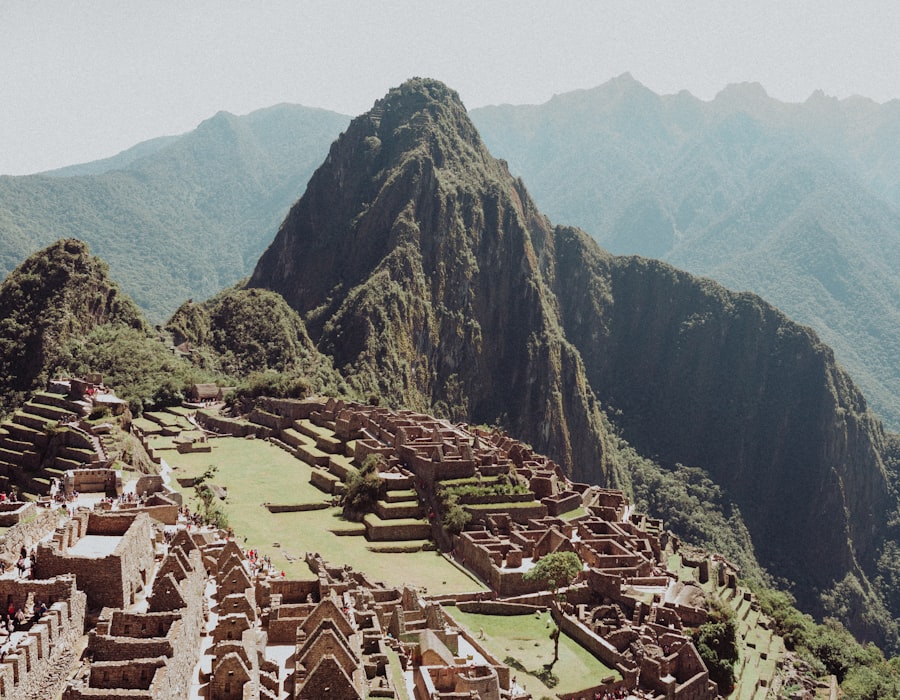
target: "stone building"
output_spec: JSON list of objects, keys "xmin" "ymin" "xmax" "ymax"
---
[
  {"xmin": 35, "ymin": 511, "xmax": 156, "ymax": 610},
  {"xmin": 0, "ymin": 575, "xmax": 87, "ymax": 700}
]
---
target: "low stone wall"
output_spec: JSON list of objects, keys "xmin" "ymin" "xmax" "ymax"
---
[
  {"xmin": 554, "ymin": 607, "xmax": 626, "ymax": 671},
  {"xmin": 363, "ymin": 515, "xmax": 431, "ymax": 541},
  {"xmin": 258, "ymin": 397, "xmax": 320, "ymax": 421},
  {"xmin": 248, "ymin": 408, "xmax": 291, "ymax": 431},
  {"xmin": 463, "ymin": 502, "xmax": 548, "ymax": 525},
  {"xmin": 309, "ymin": 469, "xmax": 340, "ymax": 494},
  {"xmin": 457, "ymin": 601, "xmax": 541, "ymax": 615},
  {"xmin": 449, "ymin": 492, "xmax": 534, "ymax": 506},
  {"xmin": 375, "ymin": 501, "xmax": 423, "ymax": 519},
  {"xmin": 196, "ymin": 411, "xmax": 268, "ymax": 438},
  {"xmin": 175, "ymin": 440, "xmax": 211, "ymax": 454},
  {"xmin": 265, "ymin": 503, "xmax": 330, "ymax": 513},
  {"xmin": 0, "ymin": 500, "xmax": 36, "ymax": 526}
]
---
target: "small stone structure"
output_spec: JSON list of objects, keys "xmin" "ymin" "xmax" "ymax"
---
[{"xmin": 35, "ymin": 511, "xmax": 156, "ymax": 610}]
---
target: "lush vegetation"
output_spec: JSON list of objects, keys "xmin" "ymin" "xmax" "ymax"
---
[
  {"xmin": 0, "ymin": 239, "xmax": 147, "ymax": 415},
  {"xmin": 690, "ymin": 599, "xmax": 738, "ymax": 692},
  {"xmin": 58, "ymin": 324, "xmax": 212, "ymax": 413},
  {"xmin": 167, "ymin": 287, "xmax": 349, "ymax": 401},
  {"xmin": 0, "ymin": 104, "xmax": 349, "ymax": 322},
  {"xmin": 751, "ymin": 583, "xmax": 900, "ymax": 697},
  {"xmin": 625, "ymin": 451, "xmax": 763, "ymax": 581},
  {"xmin": 342, "ymin": 454, "xmax": 385, "ymax": 521}
]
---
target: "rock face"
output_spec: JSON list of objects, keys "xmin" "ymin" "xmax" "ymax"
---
[{"xmin": 249, "ymin": 79, "xmax": 894, "ymax": 625}]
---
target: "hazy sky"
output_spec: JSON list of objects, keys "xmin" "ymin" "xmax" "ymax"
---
[{"xmin": 2, "ymin": 1, "xmax": 898, "ymax": 175}]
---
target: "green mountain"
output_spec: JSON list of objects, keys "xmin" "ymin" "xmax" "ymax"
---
[
  {"xmin": 469, "ymin": 75, "xmax": 900, "ymax": 430},
  {"xmin": 166, "ymin": 287, "xmax": 346, "ymax": 395},
  {"xmin": 248, "ymin": 78, "xmax": 899, "ymax": 646},
  {"xmin": 0, "ymin": 239, "xmax": 145, "ymax": 413},
  {"xmin": 0, "ymin": 104, "xmax": 350, "ymax": 322}
]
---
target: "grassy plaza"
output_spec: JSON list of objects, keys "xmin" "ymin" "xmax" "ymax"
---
[
  {"xmin": 166, "ymin": 436, "xmax": 486, "ymax": 594},
  {"xmin": 445, "ymin": 605, "xmax": 620, "ymax": 697}
]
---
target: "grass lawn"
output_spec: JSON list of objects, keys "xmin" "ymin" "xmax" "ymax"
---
[
  {"xmin": 561, "ymin": 506, "xmax": 588, "ymax": 520},
  {"xmin": 167, "ymin": 437, "xmax": 484, "ymax": 594},
  {"xmin": 445, "ymin": 606, "xmax": 620, "ymax": 697}
]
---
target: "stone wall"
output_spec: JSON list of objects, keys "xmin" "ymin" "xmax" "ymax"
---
[
  {"xmin": 0, "ymin": 501, "xmax": 36, "ymax": 526},
  {"xmin": 196, "ymin": 411, "xmax": 269, "ymax": 438},
  {"xmin": 0, "ymin": 505, "xmax": 58, "ymax": 565},
  {"xmin": 65, "ymin": 468, "xmax": 120, "ymax": 495},
  {"xmin": 0, "ymin": 575, "xmax": 87, "ymax": 700},
  {"xmin": 554, "ymin": 607, "xmax": 628, "ymax": 672},
  {"xmin": 258, "ymin": 397, "xmax": 320, "ymax": 421},
  {"xmin": 35, "ymin": 513, "xmax": 155, "ymax": 610}
]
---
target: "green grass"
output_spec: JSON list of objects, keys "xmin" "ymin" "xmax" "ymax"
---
[
  {"xmin": 560, "ymin": 506, "xmax": 588, "ymax": 520},
  {"xmin": 386, "ymin": 648, "xmax": 412, "ymax": 700},
  {"xmin": 168, "ymin": 437, "xmax": 483, "ymax": 594},
  {"xmin": 445, "ymin": 606, "xmax": 620, "ymax": 696},
  {"xmin": 163, "ymin": 406, "xmax": 196, "ymax": 417}
]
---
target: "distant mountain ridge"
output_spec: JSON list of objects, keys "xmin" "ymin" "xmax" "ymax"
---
[
  {"xmin": 0, "ymin": 104, "xmax": 350, "ymax": 322},
  {"xmin": 248, "ymin": 78, "xmax": 898, "ymax": 645},
  {"xmin": 469, "ymin": 74, "xmax": 900, "ymax": 428}
]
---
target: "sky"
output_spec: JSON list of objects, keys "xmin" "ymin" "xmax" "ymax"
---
[{"xmin": 2, "ymin": 0, "xmax": 898, "ymax": 175}]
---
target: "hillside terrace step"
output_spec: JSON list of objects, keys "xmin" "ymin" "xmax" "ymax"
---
[
  {"xmin": 280, "ymin": 428, "xmax": 316, "ymax": 449},
  {"xmin": 375, "ymin": 500, "xmax": 424, "ymax": 520},
  {"xmin": 13, "ymin": 412, "xmax": 53, "ymax": 431},
  {"xmin": 0, "ymin": 437, "xmax": 33, "ymax": 452},
  {"xmin": 384, "ymin": 489, "xmax": 418, "ymax": 503},
  {"xmin": 362, "ymin": 513, "xmax": 431, "ymax": 542},
  {"xmin": 54, "ymin": 456, "xmax": 86, "ymax": 471},
  {"xmin": 0, "ymin": 447, "xmax": 40, "ymax": 469},
  {"xmin": 59, "ymin": 446, "xmax": 97, "ymax": 462},
  {"xmin": 309, "ymin": 414, "xmax": 336, "ymax": 432},
  {"xmin": 327, "ymin": 454, "xmax": 357, "ymax": 481},
  {"xmin": 24, "ymin": 401, "xmax": 76, "ymax": 421},
  {"xmin": 293, "ymin": 418, "xmax": 331, "ymax": 440},
  {"xmin": 315, "ymin": 433, "xmax": 343, "ymax": 454},
  {"xmin": 0, "ymin": 460, "xmax": 22, "ymax": 476},
  {"xmin": 309, "ymin": 468, "xmax": 341, "ymax": 495},
  {"xmin": 132, "ymin": 417, "xmax": 163, "ymax": 434},
  {"xmin": 144, "ymin": 411, "xmax": 181, "ymax": 427},
  {"xmin": 295, "ymin": 443, "xmax": 330, "ymax": 467},
  {"xmin": 31, "ymin": 391, "xmax": 82, "ymax": 412}
]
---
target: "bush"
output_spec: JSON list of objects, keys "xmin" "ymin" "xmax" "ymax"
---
[
  {"xmin": 342, "ymin": 454, "xmax": 385, "ymax": 521},
  {"xmin": 690, "ymin": 600, "xmax": 738, "ymax": 692}
]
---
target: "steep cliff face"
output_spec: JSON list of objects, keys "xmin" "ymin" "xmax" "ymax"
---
[
  {"xmin": 251, "ymin": 79, "xmax": 616, "ymax": 483},
  {"xmin": 250, "ymin": 79, "xmax": 894, "ymax": 629},
  {"xmin": 551, "ymin": 227, "xmax": 890, "ymax": 601}
]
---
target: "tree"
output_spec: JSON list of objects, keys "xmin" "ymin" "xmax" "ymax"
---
[
  {"xmin": 342, "ymin": 454, "xmax": 384, "ymax": 521},
  {"xmin": 524, "ymin": 551, "xmax": 582, "ymax": 598},
  {"xmin": 523, "ymin": 551, "xmax": 582, "ymax": 669},
  {"xmin": 193, "ymin": 465, "xmax": 228, "ymax": 529},
  {"xmin": 690, "ymin": 599, "xmax": 739, "ymax": 693}
]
